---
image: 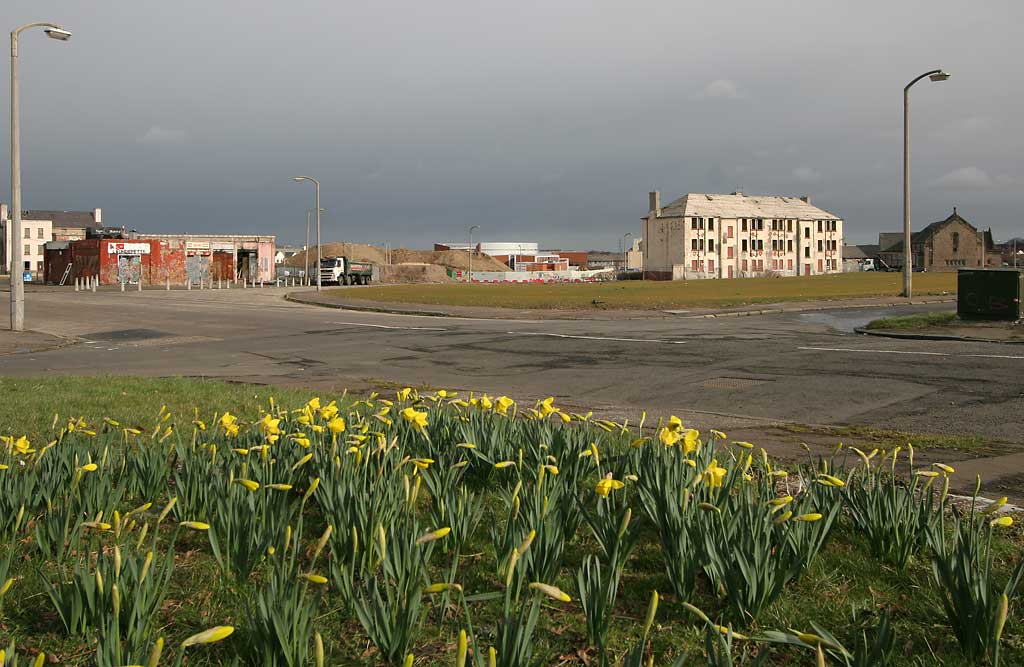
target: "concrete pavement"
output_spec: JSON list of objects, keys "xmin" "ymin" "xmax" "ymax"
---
[{"xmin": 1, "ymin": 286, "xmax": 1021, "ymax": 498}]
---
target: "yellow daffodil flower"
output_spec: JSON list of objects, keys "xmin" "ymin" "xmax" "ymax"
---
[{"xmin": 595, "ymin": 474, "xmax": 625, "ymax": 497}]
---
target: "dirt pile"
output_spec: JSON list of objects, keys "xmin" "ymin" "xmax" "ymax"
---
[
  {"xmin": 285, "ymin": 243, "xmax": 510, "ymax": 275},
  {"xmin": 379, "ymin": 264, "xmax": 452, "ymax": 284}
]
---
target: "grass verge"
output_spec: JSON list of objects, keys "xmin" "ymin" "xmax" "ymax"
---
[
  {"xmin": 0, "ymin": 376, "xmax": 324, "ymax": 441},
  {"xmin": 337, "ymin": 272, "xmax": 957, "ymax": 310},
  {"xmin": 865, "ymin": 311, "xmax": 959, "ymax": 330}
]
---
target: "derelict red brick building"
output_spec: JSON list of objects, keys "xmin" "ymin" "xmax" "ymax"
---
[{"xmin": 44, "ymin": 239, "xmax": 186, "ymax": 286}]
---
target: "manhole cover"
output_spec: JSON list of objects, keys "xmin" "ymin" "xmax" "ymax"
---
[
  {"xmin": 701, "ymin": 377, "xmax": 768, "ymax": 390},
  {"xmin": 85, "ymin": 329, "xmax": 169, "ymax": 342}
]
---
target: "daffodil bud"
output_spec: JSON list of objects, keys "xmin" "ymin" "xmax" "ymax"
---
[
  {"xmin": 642, "ymin": 590, "xmax": 659, "ymax": 637},
  {"xmin": 456, "ymin": 629, "xmax": 468, "ymax": 667},
  {"xmin": 315, "ymin": 633, "xmax": 325, "ymax": 667},
  {"xmin": 147, "ymin": 637, "xmax": 164, "ymax": 667},
  {"xmin": 528, "ymin": 582, "xmax": 571, "ymax": 602}
]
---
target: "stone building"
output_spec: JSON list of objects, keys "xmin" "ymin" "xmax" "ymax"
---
[
  {"xmin": 642, "ymin": 191, "xmax": 843, "ymax": 280},
  {"xmin": 878, "ymin": 209, "xmax": 985, "ymax": 272}
]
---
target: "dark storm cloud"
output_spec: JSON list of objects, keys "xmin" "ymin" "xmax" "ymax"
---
[{"xmin": 5, "ymin": 1, "xmax": 1023, "ymax": 248}]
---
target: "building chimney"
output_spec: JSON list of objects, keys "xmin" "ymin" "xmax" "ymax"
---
[
  {"xmin": 800, "ymin": 195, "xmax": 810, "ymax": 204},
  {"xmin": 649, "ymin": 190, "xmax": 661, "ymax": 216},
  {"xmin": 94, "ymin": 208, "xmax": 102, "ymax": 224}
]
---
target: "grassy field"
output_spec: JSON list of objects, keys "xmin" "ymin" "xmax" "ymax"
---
[
  {"xmin": 0, "ymin": 377, "xmax": 1020, "ymax": 666},
  {"xmin": 340, "ymin": 272, "xmax": 958, "ymax": 310}
]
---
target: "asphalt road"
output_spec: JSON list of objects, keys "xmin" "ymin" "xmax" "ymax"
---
[{"xmin": 1, "ymin": 286, "xmax": 1021, "ymax": 444}]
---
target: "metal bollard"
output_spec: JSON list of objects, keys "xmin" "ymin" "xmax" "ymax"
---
[
  {"xmin": 242, "ymin": 278, "xmax": 247, "ymax": 289},
  {"xmin": 219, "ymin": 278, "xmax": 223, "ymax": 290},
  {"xmin": 74, "ymin": 277, "xmax": 80, "ymax": 292},
  {"xmin": 226, "ymin": 279, "xmax": 230, "ymax": 289},
  {"xmin": 187, "ymin": 280, "xmax": 192, "ymax": 290},
  {"xmin": 166, "ymin": 277, "xmax": 171, "ymax": 291},
  {"xmin": 92, "ymin": 276, "xmax": 97, "ymax": 292},
  {"xmin": 138, "ymin": 279, "xmax": 142, "ymax": 292},
  {"xmin": 120, "ymin": 281, "xmax": 125, "ymax": 292}
]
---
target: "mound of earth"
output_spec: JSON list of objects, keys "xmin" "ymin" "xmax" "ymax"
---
[{"xmin": 285, "ymin": 243, "xmax": 510, "ymax": 276}]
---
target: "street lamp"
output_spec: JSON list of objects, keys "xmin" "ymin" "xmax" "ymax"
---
[
  {"xmin": 293, "ymin": 177, "xmax": 321, "ymax": 291},
  {"xmin": 9, "ymin": 21, "xmax": 72, "ymax": 332},
  {"xmin": 468, "ymin": 225, "xmax": 479, "ymax": 283},
  {"xmin": 622, "ymin": 232, "xmax": 633, "ymax": 274},
  {"xmin": 903, "ymin": 68, "xmax": 950, "ymax": 298}
]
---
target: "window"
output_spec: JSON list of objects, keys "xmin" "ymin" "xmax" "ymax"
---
[
  {"xmin": 24, "ymin": 228, "xmax": 31, "ymax": 239},
  {"xmin": 691, "ymin": 260, "xmax": 698, "ymax": 271},
  {"xmin": 756, "ymin": 219, "xmax": 764, "ymax": 231},
  {"xmin": 38, "ymin": 244, "xmax": 45, "ymax": 255},
  {"xmin": 787, "ymin": 259, "xmax": 793, "ymax": 270},
  {"xmin": 804, "ymin": 227, "xmax": 810, "ymax": 239},
  {"xmin": 804, "ymin": 247, "xmax": 810, "ymax": 258},
  {"xmin": 707, "ymin": 239, "xmax": 715, "ymax": 252},
  {"xmin": 952, "ymin": 232, "xmax": 960, "ymax": 252},
  {"xmin": 24, "ymin": 244, "xmax": 31, "ymax": 256},
  {"xmin": 787, "ymin": 240, "xmax": 793, "ymax": 252},
  {"xmin": 787, "ymin": 220, "xmax": 793, "ymax": 233},
  {"xmin": 817, "ymin": 240, "xmax": 823, "ymax": 252},
  {"xmin": 691, "ymin": 238, "xmax": 698, "ymax": 251},
  {"xmin": 708, "ymin": 219, "xmax": 714, "ymax": 231},
  {"xmin": 727, "ymin": 225, "xmax": 734, "ymax": 238},
  {"xmin": 741, "ymin": 219, "xmax": 748, "ymax": 232},
  {"xmin": 37, "ymin": 260, "xmax": 44, "ymax": 270},
  {"xmin": 817, "ymin": 221, "xmax": 823, "ymax": 233},
  {"xmin": 742, "ymin": 239, "xmax": 748, "ymax": 252},
  {"xmin": 691, "ymin": 218, "xmax": 699, "ymax": 230},
  {"xmin": 708, "ymin": 259, "xmax": 715, "ymax": 272},
  {"xmin": 727, "ymin": 246, "xmax": 734, "ymax": 259},
  {"xmin": 742, "ymin": 259, "xmax": 748, "ymax": 271},
  {"xmin": 758, "ymin": 239, "xmax": 764, "ymax": 251}
]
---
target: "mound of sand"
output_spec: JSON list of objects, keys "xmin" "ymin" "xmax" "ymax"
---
[{"xmin": 285, "ymin": 243, "xmax": 510, "ymax": 281}]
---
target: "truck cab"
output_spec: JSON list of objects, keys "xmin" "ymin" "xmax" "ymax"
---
[{"xmin": 319, "ymin": 256, "xmax": 374, "ymax": 285}]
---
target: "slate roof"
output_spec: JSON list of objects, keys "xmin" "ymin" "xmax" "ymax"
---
[
  {"xmin": 883, "ymin": 210, "xmax": 978, "ymax": 252},
  {"xmin": 21, "ymin": 210, "xmax": 100, "ymax": 227},
  {"xmin": 657, "ymin": 192, "xmax": 840, "ymax": 220}
]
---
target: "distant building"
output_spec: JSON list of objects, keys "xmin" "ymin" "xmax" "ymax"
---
[
  {"xmin": 878, "ymin": 209, "xmax": 987, "ymax": 271},
  {"xmin": 642, "ymin": 191, "xmax": 843, "ymax": 280},
  {"xmin": 275, "ymin": 246, "xmax": 302, "ymax": 264},
  {"xmin": 435, "ymin": 242, "xmax": 540, "ymax": 269},
  {"xmin": 0, "ymin": 205, "xmax": 101, "ymax": 277}
]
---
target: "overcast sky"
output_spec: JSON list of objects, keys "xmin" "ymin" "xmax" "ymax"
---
[{"xmin": 4, "ymin": 1, "xmax": 1023, "ymax": 248}]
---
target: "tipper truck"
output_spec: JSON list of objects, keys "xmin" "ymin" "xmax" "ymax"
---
[{"xmin": 319, "ymin": 257, "xmax": 374, "ymax": 285}]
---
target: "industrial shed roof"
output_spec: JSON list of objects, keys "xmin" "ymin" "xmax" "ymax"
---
[{"xmin": 658, "ymin": 193, "xmax": 841, "ymax": 220}]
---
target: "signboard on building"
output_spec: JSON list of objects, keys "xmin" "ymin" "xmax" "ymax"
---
[
  {"xmin": 185, "ymin": 241, "xmax": 211, "ymax": 251},
  {"xmin": 106, "ymin": 242, "xmax": 151, "ymax": 256},
  {"xmin": 211, "ymin": 242, "xmax": 235, "ymax": 251}
]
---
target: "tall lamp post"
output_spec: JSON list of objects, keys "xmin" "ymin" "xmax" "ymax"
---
[
  {"xmin": 293, "ymin": 177, "xmax": 321, "ymax": 291},
  {"xmin": 304, "ymin": 209, "xmax": 311, "ymax": 286},
  {"xmin": 622, "ymin": 232, "xmax": 633, "ymax": 273},
  {"xmin": 9, "ymin": 22, "xmax": 72, "ymax": 332},
  {"xmin": 468, "ymin": 225, "xmax": 479, "ymax": 283},
  {"xmin": 903, "ymin": 68, "xmax": 949, "ymax": 298}
]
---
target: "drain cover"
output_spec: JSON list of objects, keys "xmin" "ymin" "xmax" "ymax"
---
[
  {"xmin": 701, "ymin": 377, "xmax": 768, "ymax": 390},
  {"xmin": 85, "ymin": 329, "xmax": 169, "ymax": 342}
]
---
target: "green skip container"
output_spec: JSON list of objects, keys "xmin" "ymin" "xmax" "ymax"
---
[{"xmin": 957, "ymin": 268, "xmax": 1024, "ymax": 320}]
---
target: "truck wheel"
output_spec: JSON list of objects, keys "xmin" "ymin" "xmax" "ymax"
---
[{"xmin": 342, "ymin": 275, "xmax": 350, "ymax": 286}]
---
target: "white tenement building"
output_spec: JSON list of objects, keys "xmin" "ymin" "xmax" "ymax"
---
[{"xmin": 642, "ymin": 191, "xmax": 843, "ymax": 280}]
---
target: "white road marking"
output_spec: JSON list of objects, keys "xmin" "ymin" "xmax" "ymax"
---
[
  {"xmin": 329, "ymin": 321, "xmax": 448, "ymax": 331},
  {"xmin": 798, "ymin": 346, "xmax": 1024, "ymax": 360},
  {"xmin": 510, "ymin": 332, "xmax": 686, "ymax": 344}
]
